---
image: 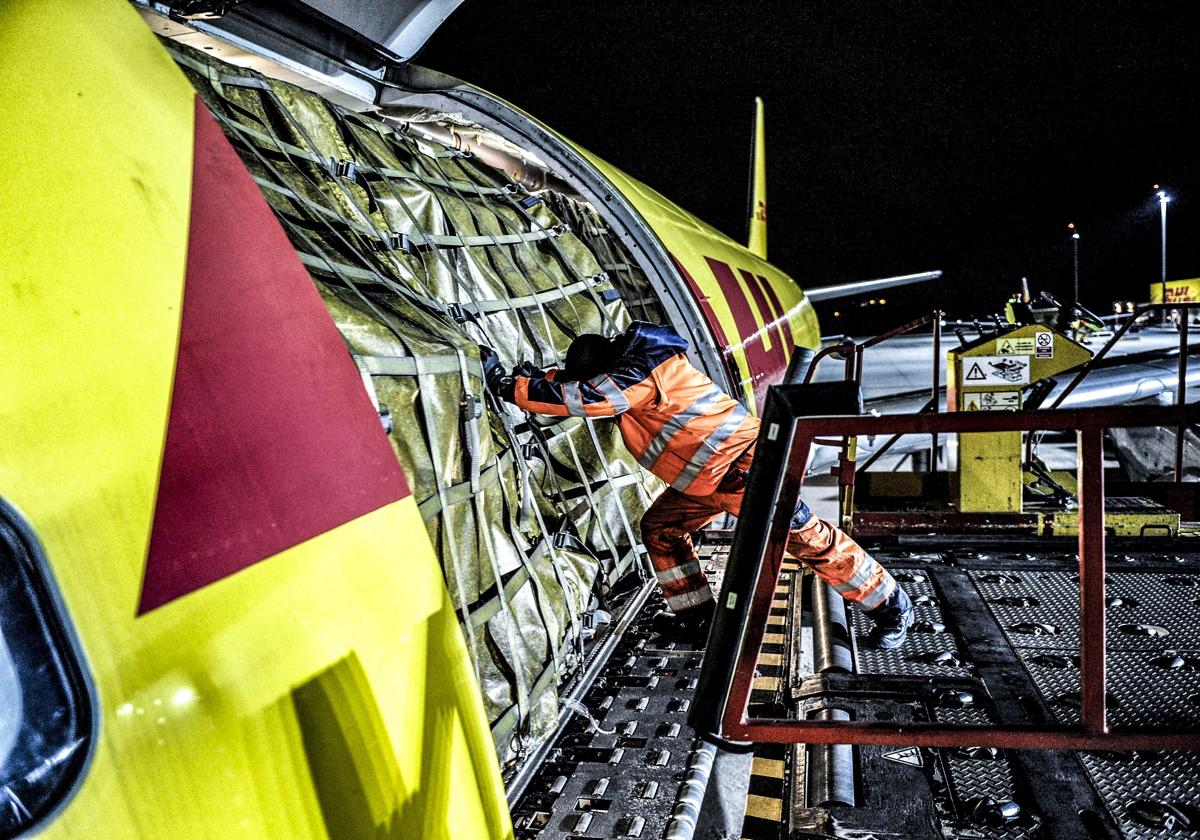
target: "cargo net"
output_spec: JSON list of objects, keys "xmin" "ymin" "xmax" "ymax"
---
[
  {"xmin": 545, "ymin": 193, "xmax": 670, "ymax": 325},
  {"xmin": 169, "ymin": 44, "xmax": 663, "ymax": 772}
]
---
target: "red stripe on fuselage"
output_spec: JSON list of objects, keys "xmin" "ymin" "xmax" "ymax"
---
[
  {"xmin": 750, "ymin": 272, "xmax": 795, "ymax": 354},
  {"xmin": 138, "ymin": 99, "xmax": 410, "ymax": 614},
  {"xmin": 738, "ymin": 268, "xmax": 786, "ymax": 357},
  {"xmin": 671, "ymin": 253, "xmax": 730, "ymax": 348},
  {"xmin": 704, "ymin": 257, "xmax": 787, "ymax": 408}
]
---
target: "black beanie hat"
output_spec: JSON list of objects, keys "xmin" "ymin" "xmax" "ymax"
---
[{"xmin": 563, "ymin": 333, "xmax": 615, "ymax": 381}]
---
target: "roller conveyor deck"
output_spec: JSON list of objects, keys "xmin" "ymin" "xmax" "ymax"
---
[{"xmin": 513, "ymin": 534, "xmax": 1200, "ymax": 839}]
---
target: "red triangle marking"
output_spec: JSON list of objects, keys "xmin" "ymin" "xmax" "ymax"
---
[{"xmin": 138, "ymin": 98, "xmax": 410, "ymax": 615}]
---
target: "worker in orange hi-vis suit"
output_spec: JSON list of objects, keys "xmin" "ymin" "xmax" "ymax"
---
[{"xmin": 480, "ymin": 321, "xmax": 914, "ymax": 649}]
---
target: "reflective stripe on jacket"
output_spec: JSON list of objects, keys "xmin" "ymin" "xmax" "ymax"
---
[{"xmin": 514, "ymin": 322, "xmax": 760, "ymax": 496}]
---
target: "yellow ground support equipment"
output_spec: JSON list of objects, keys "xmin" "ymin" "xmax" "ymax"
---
[{"xmin": 947, "ymin": 324, "xmax": 1091, "ymax": 513}]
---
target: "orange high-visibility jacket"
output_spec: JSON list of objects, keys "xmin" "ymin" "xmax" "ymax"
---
[{"xmin": 514, "ymin": 322, "xmax": 760, "ymax": 495}]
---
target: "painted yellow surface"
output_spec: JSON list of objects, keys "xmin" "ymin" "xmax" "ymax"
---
[
  {"xmin": 1149, "ymin": 277, "xmax": 1200, "ymax": 304},
  {"xmin": 751, "ymin": 757, "xmax": 786, "ymax": 780},
  {"xmin": 748, "ymin": 96, "xmax": 768, "ymax": 260},
  {"xmin": 957, "ymin": 432, "xmax": 1025, "ymax": 513},
  {"xmin": 0, "ymin": 2, "xmax": 510, "ymax": 837},
  {"xmin": 1048, "ymin": 509, "xmax": 1179, "ymax": 537},
  {"xmin": 744, "ymin": 794, "xmax": 784, "ymax": 822},
  {"xmin": 947, "ymin": 323, "xmax": 1091, "ymax": 407},
  {"xmin": 948, "ymin": 325, "xmax": 1091, "ymax": 513},
  {"xmin": 580, "ymin": 148, "xmax": 820, "ymax": 408}
]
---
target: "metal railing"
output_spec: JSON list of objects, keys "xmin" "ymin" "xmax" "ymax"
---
[
  {"xmin": 1050, "ymin": 302, "xmax": 1200, "ymax": 482},
  {"xmin": 803, "ymin": 311, "xmax": 943, "ymax": 520},
  {"xmin": 692, "ymin": 393, "xmax": 1200, "ymax": 751}
]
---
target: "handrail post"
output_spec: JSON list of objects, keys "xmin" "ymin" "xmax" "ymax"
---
[
  {"xmin": 802, "ymin": 341, "xmax": 855, "ymax": 385},
  {"xmin": 1078, "ymin": 426, "xmax": 1108, "ymax": 735},
  {"xmin": 931, "ymin": 310, "xmax": 942, "ymax": 468},
  {"xmin": 1177, "ymin": 315, "xmax": 1189, "ymax": 482}
]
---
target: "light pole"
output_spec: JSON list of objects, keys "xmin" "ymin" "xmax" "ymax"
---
[
  {"xmin": 1156, "ymin": 187, "xmax": 1170, "ymax": 321},
  {"xmin": 1068, "ymin": 222, "xmax": 1080, "ymax": 304}
]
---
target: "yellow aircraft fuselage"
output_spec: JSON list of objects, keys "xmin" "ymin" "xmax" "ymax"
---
[{"xmin": 0, "ymin": 1, "xmax": 820, "ymax": 838}]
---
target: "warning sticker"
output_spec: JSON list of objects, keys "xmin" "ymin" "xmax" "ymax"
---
[
  {"xmin": 996, "ymin": 336, "xmax": 1036, "ymax": 355},
  {"xmin": 1035, "ymin": 331, "xmax": 1054, "ymax": 359},
  {"xmin": 883, "ymin": 747, "xmax": 924, "ymax": 768},
  {"xmin": 963, "ymin": 355, "xmax": 1030, "ymax": 387},
  {"xmin": 963, "ymin": 390, "xmax": 1021, "ymax": 412}
]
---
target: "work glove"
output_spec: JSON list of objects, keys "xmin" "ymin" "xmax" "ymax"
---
[
  {"xmin": 479, "ymin": 345, "xmax": 516, "ymax": 403},
  {"xmin": 480, "ymin": 345, "xmax": 501, "ymax": 380},
  {"xmin": 511, "ymin": 360, "xmax": 539, "ymax": 378}
]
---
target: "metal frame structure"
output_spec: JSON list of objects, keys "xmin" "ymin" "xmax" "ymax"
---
[
  {"xmin": 692, "ymin": 393, "xmax": 1200, "ymax": 751},
  {"xmin": 1051, "ymin": 302, "xmax": 1200, "ymax": 482},
  {"xmin": 802, "ymin": 311, "xmax": 944, "ymax": 521}
]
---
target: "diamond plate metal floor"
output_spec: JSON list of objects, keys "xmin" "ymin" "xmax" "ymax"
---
[
  {"xmin": 512, "ymin": 537, "xmax": 1200, "ymax": 838},
  {"xmin": 845, "ymin": 542, "xmax": 1200, "ymax": 840}
]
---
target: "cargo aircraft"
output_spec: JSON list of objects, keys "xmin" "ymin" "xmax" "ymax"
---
[{"xmin": 23, "ymin": 1, "xmax": 1192, "ymax": 839}]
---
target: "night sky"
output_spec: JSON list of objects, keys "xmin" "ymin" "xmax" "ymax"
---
[{"xmin": 419, "ymin": 2, "xmax": 1200, "ymax": 333}]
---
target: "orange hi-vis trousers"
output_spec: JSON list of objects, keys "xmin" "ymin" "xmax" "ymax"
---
[{"xmin": 640, "ymin": 449, "xmax": 897, "ymax": 614}]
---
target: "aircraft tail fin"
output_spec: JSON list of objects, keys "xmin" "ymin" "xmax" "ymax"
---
[{"xmin": 747, "ymin": 96, "xmax": 767, "ymax": 260}]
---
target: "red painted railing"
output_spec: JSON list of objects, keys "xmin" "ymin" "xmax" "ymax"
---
[{"xmin": 692, "ymin": 398, "xmax": 1200, "ymax": 751}]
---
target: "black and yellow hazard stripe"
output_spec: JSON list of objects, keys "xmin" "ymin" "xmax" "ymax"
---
[
  {"xmin": 741, "ymin": 558, "xmax": 802, "ymax": 838},
  {"xmin": 748, "ymin": 559, "xmax": 800, "ymax": 708},
  {"xmin": 742, "ymin": 742, "xmax": 789, "ymax": 840}
]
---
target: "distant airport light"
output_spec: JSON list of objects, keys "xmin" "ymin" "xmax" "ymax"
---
[
  {"xmin": 1069, "ymin": 223, "xmax": 1081, "ymax": 302},
  {"xmin": 833, "ymin": 311, "xmax": 841, "ymax": 317},
  {"xmin": 1156, "ymin": 188, "xmax": 1170, "ymax": 322}
]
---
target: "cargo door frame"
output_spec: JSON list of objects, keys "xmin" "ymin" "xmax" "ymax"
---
[{"xmin": 377, "ymin": 78, "xmax": 739, "ymax": 396}]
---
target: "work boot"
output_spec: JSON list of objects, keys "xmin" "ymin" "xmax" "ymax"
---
[
  {"xmin": 865, "ymin": 587, "xmax": 914, "ymax": 650},
  {"xmin": 651, "ymin": 599, "xmax": 716, "ymax": 640}
]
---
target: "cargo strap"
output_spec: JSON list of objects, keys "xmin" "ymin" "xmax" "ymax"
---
[
  {"xmin": 462, "ymin": 274, "xmax": 608, "ymax": 315},
  {"xmin": 201, "ymin": 100, "xmax": 454, "ymax": 328},
  {"xmin": 351, "ymin": 354, "xmax": 392, "ymax": 433},
  {"xmin": 252, "ymin": 165, "xmax": 568, "ymax": 252},
  {"xmin": 378, "ymin": 225, "xmax": 571, "ymax": 254},
  {"xmin": 360, "ymin": 353, "xmax": 480, "ymax": 377},
  {"xmin": 416, "ymin": 449, "xmax": 513, "ymax": 522},
  {"xmin": 465, "ymin": 566, "xmax": 530, "ymax": 630},
  {"xmin": 299, "ymin": 253, "xmax": 609, "ymax": 318},
  {"xmin": 171, "ymin": 45, "xmax": 468, "ymax": 159},
  {"xmin": 454, "ymin": 346, "xmax": 484, "ymax": 494},
  {"xmin": 491, "ymin": 658, "xmax": 558, "ymax": 745}
]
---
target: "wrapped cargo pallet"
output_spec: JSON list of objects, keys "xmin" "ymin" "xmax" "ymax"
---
[{"xmin": 169, "ymin": 43, "xmax": 664, "ymax": 771}]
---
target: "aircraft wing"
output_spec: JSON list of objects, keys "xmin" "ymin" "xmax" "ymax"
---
[{"xmin": 803, "ymin": 270, "xmax": 942, "ymax": 303}]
